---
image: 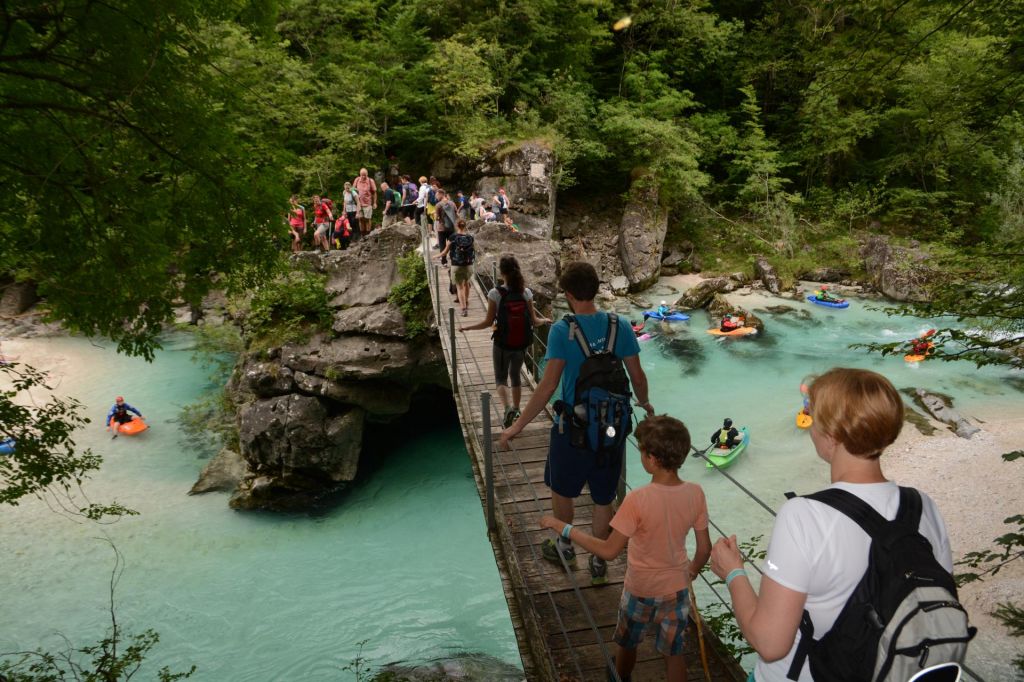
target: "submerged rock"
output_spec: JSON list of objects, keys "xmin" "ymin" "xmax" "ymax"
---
[
  {"xmin": 908, "ymin": 388, "xmax": 981, "ymax": 439},
  {"xmin": 190, "ymin": 447, "xmax": 248, "ymax": 494},
  {"xmin": 374, "ymin": 652, "xmax": 524, "ymax": 681}
]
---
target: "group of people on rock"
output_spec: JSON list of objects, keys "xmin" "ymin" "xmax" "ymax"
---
[
  {"xmin": 474, "ymin": 260, "xmax": 969, "ymax": 682},
  {"xmin": 285, "ymin": 168, "xmax": 516, "ymax": 254}
]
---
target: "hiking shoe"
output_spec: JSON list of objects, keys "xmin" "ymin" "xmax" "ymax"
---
[
  {"xmin": 541, "ymin": 538, "xmax": 576, "ymax": 568},
  {"xmin": 503, "ymin": 406, "xmax": 517, "ymax": 428},
  {"xmin": 589, "ymin": 555, "xmax": 608, "ymax": 586}
]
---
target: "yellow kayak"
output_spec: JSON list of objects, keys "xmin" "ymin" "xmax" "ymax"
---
[{"xmin": 796, "ymin": 412, "xmax": 812, "ymax": 429}]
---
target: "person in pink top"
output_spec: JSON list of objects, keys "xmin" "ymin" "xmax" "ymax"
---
[
  {"xmin": 352, "ymin": 167, "xmax": 377, "ymax": 238},
  {"xmin": 539, "ymin": 415, "xmax": 711, "ymax": 682}
]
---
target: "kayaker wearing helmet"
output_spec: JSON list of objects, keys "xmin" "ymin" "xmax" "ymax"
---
[
  {"xmin": 720, "ymin": 314, "xmax": 745, "ymax": 332},
  {"xmin": 910, "ymin": 329, "xmax": 937, "ymax": 356},
  {"xmin": 711, "ymin": 418, "xmax": 741, "ymax": 449},
  {"xmin": 106, "ymin": 396, "xmax": 143, "ymax": 427},
  {"xmin": 814, "ymin": 285, "xmax": 839, "ymax": 303},
  {"xmin": 657, "ymin": 301, "xmax": 675, "ymax": 317},
  {"xmin": 631, "ymin": 319, "xmax": 646, "ymax": 337}
]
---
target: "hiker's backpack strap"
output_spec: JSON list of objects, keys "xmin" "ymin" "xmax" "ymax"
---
[
  {"xmin": 564, "ymin": 314, "xmax": 592, "ymax": 358},
  {"xmin": 786, "ymin": 611, "xmax": 815, "ymax": 680},
  {"xmin": 896, "ymin": 486, "xmax": 923, "ymax": 528},
  {"xmin": 803, "ymin": 488, "xmax": 888, "ymax": 539},
  {"xmin": 605, "ymin": 312, "xmax": 619, "ymax": 353}
]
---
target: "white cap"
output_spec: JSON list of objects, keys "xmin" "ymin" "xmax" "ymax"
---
[{"xmin": 661, "ymin": 300, "xmax": 667, "ymax": 305}]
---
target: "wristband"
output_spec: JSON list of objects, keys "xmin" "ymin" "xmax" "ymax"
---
[
  {"xmin": 561, "ymin": 524, "xmax": 573, "ymax": 540},
  {"xmin": 725, "ymin": 568, "xmax": 747, "ymax": 587}
]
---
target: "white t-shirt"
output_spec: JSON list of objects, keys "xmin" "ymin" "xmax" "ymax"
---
[
  {"xmin": 486, "ymin": 286, "xmax": 533, "ymax": 304},
  {"xmin": 755, "ymin": 481, "xmax": 953, "ymax": 682},
  {"xmin": 416, "ymin": 183, "xmax": 430, "ymax": 208}
]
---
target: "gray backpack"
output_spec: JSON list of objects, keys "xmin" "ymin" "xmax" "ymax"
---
[{"xmin": 786, "ymin": 487, "xmax": 975, "ymax": 682}]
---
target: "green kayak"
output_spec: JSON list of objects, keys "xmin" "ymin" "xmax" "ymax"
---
[{"xmin": 705, "ymin": 427, "xmax": 749, "ymax": 470}]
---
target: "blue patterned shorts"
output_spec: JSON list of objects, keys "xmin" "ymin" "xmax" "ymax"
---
[{"xmin": 613, "ymin": 587, "xmax": 690, "ymax": 655}]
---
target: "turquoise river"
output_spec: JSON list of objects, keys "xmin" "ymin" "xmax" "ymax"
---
[{"xmin": 1, "ymin": 285, "xmax": 1021, "ymax": 680}]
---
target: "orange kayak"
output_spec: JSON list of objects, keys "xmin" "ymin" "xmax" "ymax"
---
[
  {"xmin": 707, "ymin": 326, "xmax": 757, "ymax": 337},
  {"xmin": 110, "ymin": 416, "xmax": 148, "ymax": 436}
]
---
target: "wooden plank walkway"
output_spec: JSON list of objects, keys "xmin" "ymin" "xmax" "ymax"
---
[{"xmin": 420, "ymin": 233, "xmax": 746, "ymax": 682}]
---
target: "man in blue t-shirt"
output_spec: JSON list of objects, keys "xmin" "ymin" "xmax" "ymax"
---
[{"xmin": 500, "ymin": 261, "xmax": 655, "ymax": 584}]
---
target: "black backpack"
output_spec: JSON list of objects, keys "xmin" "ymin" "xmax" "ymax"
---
[
  {"xmin": 564, "ymin": 313, "xmax": 633, "ymax": 456},
  {"xmin": 449, "ymin": 233, "xmax": 474, "ymax": 266},
  {"xmin": 786, "ymin": 487, "xmax": 976, "ymax": 682},
  {"xmin": 493, "ymin": 286, "xmax": 532, "ymax": 350}
]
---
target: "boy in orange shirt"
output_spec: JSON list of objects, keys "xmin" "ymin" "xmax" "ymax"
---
[{"xmin": 539, "ymin": 415, "xmax": 711, "ymax": 682}]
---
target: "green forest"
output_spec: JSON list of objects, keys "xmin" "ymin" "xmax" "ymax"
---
[{"xmin": 1, "ymin": 0, "xmax": 1023, "ymax": 355}]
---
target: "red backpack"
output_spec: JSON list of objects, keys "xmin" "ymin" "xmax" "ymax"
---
[{"xmin": 493, "ymin": 286, "xmax": 533, "ymax": 350}]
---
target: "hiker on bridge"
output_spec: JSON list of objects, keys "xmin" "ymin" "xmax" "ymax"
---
[{"xmin": 500, "ymin": 261, "xmax": 655, "ymax": 586}]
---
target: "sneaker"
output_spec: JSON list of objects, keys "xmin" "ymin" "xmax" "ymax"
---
[
  {"xmin": 502, "ymin": 406, "xmax": 516, "ymax": 428},
  {"xmin": 541, "ymin": 538, "xmax": 576, "ymax": 568},
  {"xmin": 589, "ymin": 555, "xmax": 608, "ymax": 586}
]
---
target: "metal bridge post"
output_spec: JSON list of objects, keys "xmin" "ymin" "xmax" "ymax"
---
[
  {"xmin": 481, "ymin": 391, "xmax": 495, "ymax": 531},
  {"xmin": 449, "ymin": 306, "xmax": 458, "ymax": 393},
  {"xmin": 434, "ymin": 264, "xmax": 441, "ymax": 321}
]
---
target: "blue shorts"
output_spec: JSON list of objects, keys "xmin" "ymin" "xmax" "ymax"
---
[
  {"xmin": 543, "ymin": 422, "xmax": 623, "ymax": 505},
  {"xmin": 613, "ymin": 588, "xmax": 690, "ymax": 655}
]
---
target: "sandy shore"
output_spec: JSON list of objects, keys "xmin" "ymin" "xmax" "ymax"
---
[{"xmin": 886, "ymin": 419, "xmax": 1024, "ymax": 680}]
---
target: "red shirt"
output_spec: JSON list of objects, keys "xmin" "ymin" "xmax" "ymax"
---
[
  {"xmin": 353, "ymin": 176, "xmax": 376, "ymax": 207},
  {"xmin": 289, "ymin": 206, "xmax": 305, "ymax": 228},
  {"xmin": 314, "ymin": 202, "xmax": 332, "ymax": 223}
]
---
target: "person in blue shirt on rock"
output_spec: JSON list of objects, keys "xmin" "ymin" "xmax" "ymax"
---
[
  {"xmin": 106, "ymin": 396, "xmax": 142, "ymax": 427},
  {"xmin": 500, "ymin": 261, "xmax": 655, "ymax": 586}
]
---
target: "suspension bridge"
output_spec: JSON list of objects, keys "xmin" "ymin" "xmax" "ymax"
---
[{"xmin": 417, "ymin": 227, "xmax": 748, "ymax": 682}]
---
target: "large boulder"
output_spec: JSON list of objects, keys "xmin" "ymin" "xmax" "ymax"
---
[
  {"xmin": 473, "ymin": 140, "xmax": 557, "ymax": 239},
  {"xmin": 243, "ymin": 361, "xmax": 294, "ymax": 398},
  {"xmin": 280, "ymin": 333, "xmax": 447, "ymax": 386},
  {"xmin": 332, "ymin": 302, "xmax": 407, "ymax": 337},
  {"xmin": 914, "ymin": 389, "xmax": 980, "ymax": 439},
  {"xmin": 618, "ymin": 177, "xmax": 668, "ymax": 291},
  {"xmin": 707, "ymin": 294, "xmax": 766, "ymax": 333},
  {"xmin": 189, "ymin": 448, "xmax": 248, "ymax": 495},
  {"xmin": 797, "ymin": 267, "xmax": 850, "ymax": 283},
  {"xmin": 315, "ymin": 222, "xmax": 421, "ymax": 309},
  {"xmin": 232, "ymin": 394, "xmax": 365, "ymax": 510},
  {"xmin": 292, "ymin": 371, "xmax": 413, "ymax": 417},
  {"xmin": 661, "ymin": 241, "xmax": 702, "ymax": 275},
  {"xmin": 860, "ymin": 236, "xmax": 933, "ymax": 302},
  {"xmin": 675, "ymin": 277, "xmax": 739, "ymax": 309},
  {"xmin": 754, "ymin": 256, "xmax": 781, "ymax": 294},
  {"xmin": 0, "ymin": 282, "xmax": 38, "ymax": 317},
  {"xmin": 468, "ymin": 221, "xmax": 559, "ymax": 311}
]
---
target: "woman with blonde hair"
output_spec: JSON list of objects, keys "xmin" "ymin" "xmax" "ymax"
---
[{"xmin": 710, "ymin": 367, "xmax": 965, "ymax": 681}]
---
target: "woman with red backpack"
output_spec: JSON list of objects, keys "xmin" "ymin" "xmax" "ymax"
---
[{"xmin": 459, "ymin": 255, "xmax": 550, "ymax": 428}]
